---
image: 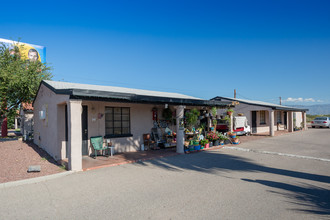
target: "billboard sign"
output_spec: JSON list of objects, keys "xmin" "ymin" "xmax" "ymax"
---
[{"xmin": 0, "ymin": 38, "xmax": 46, "ymax": 63}]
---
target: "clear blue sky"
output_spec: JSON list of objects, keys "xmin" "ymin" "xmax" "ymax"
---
[{"xmin": 1, "ymin": 0, "xmax": 329, "ymax": 105}]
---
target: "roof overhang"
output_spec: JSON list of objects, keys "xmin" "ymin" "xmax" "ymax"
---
[
  {"xmin": 35, "ymin": 81, "xmax": 233, "ymax": 108},
  {"xmin": 212, "ymin": 96, "xmax": 309, "ymax": 112}
]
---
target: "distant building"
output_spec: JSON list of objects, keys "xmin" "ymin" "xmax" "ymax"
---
[
  {"xmin": 211, "ymin": 96, "xmax": 308, "ymax": 136},
  {"xmin": 19, "ymin": 102, "xmax": 34, "ymax": 139}
]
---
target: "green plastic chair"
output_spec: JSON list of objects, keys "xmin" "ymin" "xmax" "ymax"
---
[{"xmin": 90, "ymin": 136, "xmax": 109, "ymax": 159}]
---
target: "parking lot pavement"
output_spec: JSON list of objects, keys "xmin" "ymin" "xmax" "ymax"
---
[
  {"xmin": 0, "ymin": 129, "xmax": 329, "ymax": 219},
  {"xmin": 232, "ymin": 129, "xmax": 330, "ymax": 160}
]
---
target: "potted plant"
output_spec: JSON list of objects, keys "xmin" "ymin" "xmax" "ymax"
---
[
  {"xmin": 213, "ymin": 118, "xmax": 217, "ymax": 131},
  {"xmin": 232, "ymin": 136, "xmax": 240, "ymax": 144},
  {"xmin": 218, "ymin": 133, "xmax": 228, "ymax": 145},
  {"xmin": 188, "ymin": 140, "xmax": 195, "ymax": 151},
  {"xmin": 206, "ymin": 131, "xmax": 218, "ymax": 146},
  {"xmin": 200, "ymin": 139, "xmax": 209, "ymax": 149},
  {"xmin": 228, "ymin": 132, "xmax": 236, "ymax": 139},
  {"xmin": 224, "ymin": 115, "xmax": 231, "ymax": 130},
  {"xmin": 227, "ymin": 108, "xmax": 234, "ymax": 116},
  {"xmin": 214, "ymin": 138, "xmax": 220, "ymax": 146},
  {"xmin": 162, "ymin": 108, "xmax": 173, "ymax": 122},
  {"xmin": 185, "ymin": 108, "xmax": 200, "ymax": 130},
  {"xmin": 193, "ymin": 137, "xmax": 201, "ymax": 151}
]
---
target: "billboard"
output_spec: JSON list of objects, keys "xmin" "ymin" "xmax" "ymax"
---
[{"xmin": 0, "ymin": 38, "xmax": 46, "ymax": 63}]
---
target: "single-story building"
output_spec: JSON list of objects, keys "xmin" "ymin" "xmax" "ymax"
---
[
  {"xmin": 33, "ymin": 80, "xmax": 232, "ymax": 171},
  {"xmin": 19, "ymin": 102, "xmax": 34, "ymax": 139},
  {"xmin": 211, "ymin": 96, "xmax": 308, "ymax": 136}
]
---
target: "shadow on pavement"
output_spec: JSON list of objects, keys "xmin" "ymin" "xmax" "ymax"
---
[
  {"xmin": 134, "ymin": 150, "xmax": 330, "ymax": 216},
  {"xmin": 242, "ymin": 179, "xmax": 330, "ymax": 216},
  {"xmin": 136, "ymin": 151, "xmax": 330, "ymax": 184}
]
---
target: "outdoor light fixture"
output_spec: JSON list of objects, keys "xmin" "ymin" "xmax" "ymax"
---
[{"xmin": 165, "ymin": 104, "xmax": 168, "ymax": 109}]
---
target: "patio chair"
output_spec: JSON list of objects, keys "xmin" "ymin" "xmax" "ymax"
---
[
  {"xmin": 143, "ymin": 133, "xmax": 157, "ymax": 150},
  {"xmin": 90, "ymin": 136, "xmax": 110, "ymax": 159}
]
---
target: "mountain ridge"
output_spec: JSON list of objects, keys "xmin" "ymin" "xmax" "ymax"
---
[{"xmin": 287, "ymin": 104, "xmax": 330, "ymax": 115}]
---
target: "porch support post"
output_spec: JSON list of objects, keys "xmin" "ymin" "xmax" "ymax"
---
[
  {"xmin": 206, "ymin": 108, "xmax": 211, "ymax": 131},
  {"xmin": 14, "ymin": 117, "xmax": 18, "ymax": 130},
  {"xmin": 67, "ymin": 100, "xmax": 83, "ymax": 171},
  {"xmin": 269, "ymin": 110, "xmax": 274, "ymax": 137},
  {"xmin": 230, "ymin": 114, "xmax": 233, "ymax": 132},
  {"xmin": 303, "ymin": 111, "xmax": 307, "ymax": 130},
  {"xmin": 176, "ymin": 105, "xmax": 185, "ymax": 154},
  {"xmin": 288, "ymin": 111, "xmax": 294, "ymax": 132}
]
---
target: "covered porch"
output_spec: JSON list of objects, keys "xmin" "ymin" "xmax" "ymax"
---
[
  {"xmin": 64, "ymin": 101, "xmax": 231, "ymax": 171},
  {"xmin": 44, "ymin": 81, "xmax": 232, "ymax": 171}
]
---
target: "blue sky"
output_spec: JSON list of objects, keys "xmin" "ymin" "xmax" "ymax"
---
[{"xmin": 1, "ymin": 0, "xmax": 330, "ymax": 105}]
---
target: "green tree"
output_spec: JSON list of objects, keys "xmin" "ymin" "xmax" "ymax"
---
[{"xmin": 0, "ymin": 41, "xmax": 52, "ymax": 136}]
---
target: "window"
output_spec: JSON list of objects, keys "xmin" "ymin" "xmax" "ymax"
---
[
  {"xmin": 277, "ymin": 111, "xmax": 282, "ymax": 123},
  {"xmin": 105, "ymin": 107, "xmax": 131, "ymax": 137},
  {"xmin": 260, "ymin": 111, "xmax": 266, "ymax": 124}
]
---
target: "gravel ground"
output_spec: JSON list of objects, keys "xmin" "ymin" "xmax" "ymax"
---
[{"xmin": 0, "ymin": 140, "xmax": 65, "ymax": 183}]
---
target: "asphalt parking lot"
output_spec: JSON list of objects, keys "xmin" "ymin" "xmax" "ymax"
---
[
  {"xmin": 231, "ymin": 128, "xmax": 330, "ymax": 160},
  {"xmin": 0, "ymin": 129, "xmax": 329, "ymax": 219}
]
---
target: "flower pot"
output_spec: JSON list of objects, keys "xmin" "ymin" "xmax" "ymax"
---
[
  {"xmin": 230, "ymin": 134, "xmax": 236, "ymax": 139},
  {"xmin": 224, "ymin": 139, "xmax": 231, "ymax": 145},
  {"xmin": 193, "ymin": 141, "xmax": 200, "ymax": 146},
  {"xmin": 209, "ymin": 142, "xmax": 213, "ymax": 147},
  {"xmin": 232, "ymin": 138, "xmax": 239, "ymax": 144},
  {"xmin": 220, "ymin": 141, "xmax": 224, "ymax": 145},
  {"xmin": 205, "ymin": 143, "xmax": 209, "ymax": 148},
  {"xmin": 201, "ymin": 146, "xmax": 204, "ymax": 150},
  {"xmin": 213, "ymin": 140, "xmax": 220, "ymax": 146},
  {"xmin": 194, "ymin": 145, "xmax": 201, "ymax": 151},
  {"xmin": 189, "ymin": 145, "xmax": 195, "ymax": 151}
]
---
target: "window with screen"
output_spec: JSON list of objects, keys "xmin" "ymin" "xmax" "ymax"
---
[{"xmin": 105, "ymin": 107, "xmax": 130, "ymax": 136}]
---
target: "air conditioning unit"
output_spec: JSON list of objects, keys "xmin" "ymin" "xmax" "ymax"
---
[{"xmin": 39, "ymin": 110, "xmax": 46, "ymax": 120}]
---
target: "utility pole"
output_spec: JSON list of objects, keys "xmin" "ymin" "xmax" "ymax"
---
[
  {"xmin": 234, "ymin": 89, "xmax": 236, "ymax": 99},
  {"xmin": 279, "ymin": 97, "xmax": 282, "ymax": 105}
]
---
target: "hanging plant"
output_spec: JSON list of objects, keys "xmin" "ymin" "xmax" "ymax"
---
[
  {"xmin": 162, "ymin": 108, "xmax": 173, "ymax": 121},
  {"xmin": 185, "ymin": 108, "xmax": 200, "ymax": 129}
]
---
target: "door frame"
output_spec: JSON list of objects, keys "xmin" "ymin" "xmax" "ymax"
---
[
  {"xmin": 251, "ymin": 111, "xmax": 257, "ymax": 133},
  {"xmin": 81, "ymin": 105, "xmax": 89, "ymax": 156}
]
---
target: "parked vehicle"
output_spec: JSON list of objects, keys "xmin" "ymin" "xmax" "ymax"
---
[
  {"xmin": 216, "ymin": 119, "xmax": 229, "ymax": 132},
  {"xmin": 311, "ymin": 117, "xmax": 330, "ymax": 128},
  {"xmin": 216, "ymin": 116, "xmax": 251, "ymax": 135}
]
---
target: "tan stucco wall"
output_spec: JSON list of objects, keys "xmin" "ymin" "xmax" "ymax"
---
[
  {"xmin": 216, "ymin": 102, "xmax": 298, "ymax": 134},
  {"xmin": 82, "ymin": 101, "xmax": 177, "ymax": 155},
  {"xmin": 294, "ymin": 111, "xmax": 303, "ymax": 128},
  {"xmin": 34, "ymin": 85, "xmax": 199, "ymax": 161},
  {"xmin": 217, "ymin": 102, "xmax": 272, "ymax": 133},
  {"xmin": 33, "ymin": 84, "xmax": 70, "ymax": 161},
  {"xmin": 20, "ymin": 111, "xmax": 34, "ymax": 136}
]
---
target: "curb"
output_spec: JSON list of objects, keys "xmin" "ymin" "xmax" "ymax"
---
[{"xmin": 0, "ymin": 171, "xmax": 76, "ymax": 189}]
